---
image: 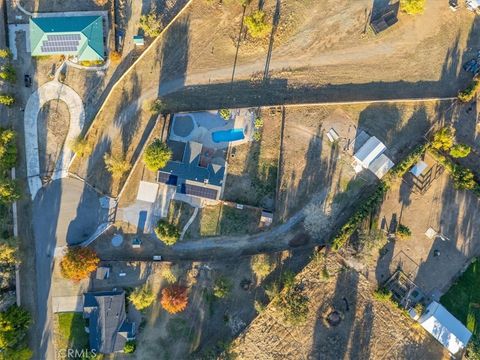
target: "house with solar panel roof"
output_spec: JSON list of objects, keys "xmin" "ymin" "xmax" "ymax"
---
[{"xmin": 29, "ymin": 14, "xmax": 106, "ymax": 62}]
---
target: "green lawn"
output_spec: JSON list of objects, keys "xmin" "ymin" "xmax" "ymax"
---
[
  {"xmin": 441, "ymin": 259, "xmax": 480, "ymax": 337},
  {"xmin": 56, "ymin": 313, "xmax": 89, "ymax": 355},
  {"xmin": 191, "ymin": 204, "xmax": 261, "ymax": 237}
]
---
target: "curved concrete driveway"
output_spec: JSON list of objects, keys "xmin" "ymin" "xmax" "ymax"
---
[{"xmin": 24, "ymin": 80, "xmax": 85, "ymax": 199}]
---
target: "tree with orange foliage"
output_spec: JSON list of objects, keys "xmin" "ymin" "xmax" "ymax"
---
[
  {"xmin": 160, "ymin": 285, "xmax": 188, "ymax": 314},
  {"xmin": 60, "ymin": 247, "xmax": 100, "ymax": 282}
]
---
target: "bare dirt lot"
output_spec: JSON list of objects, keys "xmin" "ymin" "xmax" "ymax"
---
[
  {"xmin": 362, "ymin": 166, "xmax": 480, "ymax": 296},
  {"xmin": 231, "ymin": 253, "xmax": 448, "ymax": 360}
]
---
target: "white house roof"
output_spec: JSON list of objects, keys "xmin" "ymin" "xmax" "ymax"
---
[
  {"xmin": 136, "ymin": 181, "xmax": 159, "ymax": 203},
  {"xmin": 410, "ymin": 160, "xmax": 428, "ymax": 177},
  {"xmin": 418, "ymin": 301, "xmax": 472, "ymax": 355},
  {"xmin": 368, "ymin": 154, "xmax": 394, "ymax": 179},
  {"xmin": 353, "ymin": 136, "xmax": 386, "ymax": 169}
]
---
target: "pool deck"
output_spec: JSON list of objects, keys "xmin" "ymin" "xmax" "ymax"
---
[{"xmin": 170, "ymin": 109, "xmax": 255, "ymax": 149}]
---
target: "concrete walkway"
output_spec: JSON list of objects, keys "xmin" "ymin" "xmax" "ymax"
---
[{"xmin": 24, "ymin": 80, "xmax": 85, "ymax": 199}]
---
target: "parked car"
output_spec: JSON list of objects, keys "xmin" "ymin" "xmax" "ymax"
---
[
  {"xmin": 153, "ymin": 255, "xmax": 163, "ymax": 261},
  {"xmin": 24, "ymin": 74, "xmax": 32, "ymax": 87}
]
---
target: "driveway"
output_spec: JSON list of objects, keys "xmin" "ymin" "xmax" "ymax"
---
[
  {"xmin": 32, "ymin": 177, "xmax": 107, "ymax": 360},
  {"xmin": 24, "ymin": 80, "xmax": 85, "ymax": 200}
]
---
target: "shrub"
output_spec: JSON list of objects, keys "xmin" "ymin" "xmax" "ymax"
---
[
  {"xmin": 450, "ymin": 143, "xmax": 471, "ymax": 158},
  {"xmin": 0, "ymin": 305, "xmax": 31, "ymax": 355},
  {"xmin": 244, "ymin": 10, "xmax": 272, "ymax": 38},
  {"xmin": 251, "ymin": 254, "xmax": 273, "ymax": 279},
  {"xmin": 432, "ymin": 127, "xmax": 454, "ymax": 151},
  {"xmin": 213, "ymin": 277, "xmax": 232, "ymax": 299},
  {"xmin": 459, "ymin": 78, "xmax": 480, "ymax": 102},
  {"xmin": 139, "ymin": 12, "xmax": 162, "ymax": 37},
  {"xmin": 143, "ymin": 139, "xmax": 172, "ymax": 171},
  {"xmin": 0, "ymin": 179, "xmax": 20, "ymax": 204},
  {"xmin": 0, "ymin": 49, "xmax": 11, "ymax": 59},
  {"xmin": 124, "ymin": 340, "xmax": 136, "ymax": 354},
  {"xmin": 272, "ymin": 279, "xmax": 309, "ymax": 325},
  {"xmin": 0, "ymin": 64, "xmax": 16, "ymax": 83},
  {"xmin": 0, "ymin": 243, "xmax": 16, "ymax": 265},
  {"xmin": 0, "ymin": 94, "xmax": 14, "ymax": 106},
  {"xmin": 400, "ymin": 0, "xmax": 426, "ymax": 14},
  {"xmin": 452, "ymin": 165, "xmax": 477, "ymax": 190},
  {"xmin": 104, "ymin": 153, "xmax": 131, "ymax": 179},
  {"xmin": 160, "ymin": 266, "xmax": 177, "ymax": 284},
  {"xmin": 150, "ymin": 98, "xmax": 166, "ymax": 114},
  {"xmin": 254, "ymin": 300, "xmax": 266, "ymax": 313},
  {"xmin": 0, "ymin": 129, "xmax": 17, "ymax": 170},
  {"xmin": 160, "ymin": 284, "xmax": 188, "ymax": 314},
  {"xmin": 60, "ymin": 247, "xmax": 100, "ymax": 281},
  {"xmin": 373, "ymin": 287, "xmax": 392, "ymax": 301},
  {"xmin": 154, "ymin": 220, "xmax": 180, "ymax": 245},
  {"xmin": 254, "ymin": 117, "xmax": 264, "ymax": 129},
  {"xmin": 389, "ymin": 142, "xmax": 429, "ymax": 178},
  {"xmin": 109, "ymin": 50, "xmax": 122, "ymax": 63},
  {"xmin": 396, "ymin": 224, "xmax": 412, "ymax": 239},
  {"xmin": 414, "ymin": 302, "xmax": 425, "ymax": 316},
  {"xmin": 129, "ymin": 285, "xmax": 155, "ymax": 310},
  {"xmin": 253, "ymin": 131, "xmax": 262, "ymax": 142},
  {"xmin": 331, "ymin": 181, "xmax": 389, "ymax": 251},
  {"xmin": 219, "ymin": 109, "xmax": 231, "ymax": 120},
  {"xmin": 68, "ymin": 136, "xmax": 92, "ymax": 158}
]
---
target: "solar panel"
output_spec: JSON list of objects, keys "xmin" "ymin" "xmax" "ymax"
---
[
  {"xmin": 157, "ymin": 172, "xmax": 178, "ymax": 186},
  {"xmin": 181, "ymin": 184, "xmax": 218, "ymax": 200},
  {"xmin": 46, "ymin": 34, "xmax": 81, "ymax": 41}
]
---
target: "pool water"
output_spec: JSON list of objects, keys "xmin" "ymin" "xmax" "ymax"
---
[{"xmin": 212, "ymin": 128, "xmax": 245, "ymax": 143}]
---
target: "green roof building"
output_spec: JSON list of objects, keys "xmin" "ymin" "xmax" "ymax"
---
[{"xmin": 30, "ymin": 15, "xmax": 105, "ymax": 61}]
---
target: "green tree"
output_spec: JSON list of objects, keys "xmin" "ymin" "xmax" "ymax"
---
[
  {"xmin": 244, "ymin": 10, "xmax": 272, "ymax": 38},
  {"xmin": 139, "ymin": 11, "xmax": 162, "ymax": 37},
  {"xmin": 400, "ymin": 0, "xmax": 426, "ymax": 14},
  {"xmin": 124, "ymin": 340, "xmax": 136, "ymax": 354},
  {"xmin": 213, "ymin": 277, "xmax": 232, "ymax": 299},
  {"xmin": 104, "ymin": 153, "xmax": 131, "ymax": 179},
  {"xmin": 432, "ymin": 127, "xmax": 454, "ymax": 151},
  {"xmin": 0, "ymin": 243, "xmax": 16, "ymax": 265},
  {"xmin": 450, "ymin": 144, "xmax": 471, "ymax": 158},
  {"xmin": 452, "ymin": 166, "xmax": 477, "ymax": 190},
  {"xmin": 129, "ymin": 285, "xmax": 155, "ymax": 310},
  {"xmin": 254, "ymin": 117, "xmax": 264, "ymax": 129},
  {"xmin": 0, "ymin": 94, "xmax": 14, "ymax": 107},
  {"xmin": 0, "ymin": 129, "xmax": 17, "ymax": 170},
  {"xmin": 68, "ymin": 136, "xmax": 92, "ymax": 158},
  {"xmin": 0, "ymin": 64, "xmax": 16, "ymax": 83},
  {"xmin": 396, "ymin": 224, "xmax": 412, "ymax": 239},
  {"xmin": 0, "ymin": 49, "xmax": 12, "ymax": 59},
  {"xmin": 0, "ymin": 306, "xmax": 31, "ymax": 354},
  {"xmin": 458, "ymin": 79, "xmax": 480, "ymax": 102},
  {"xmin": 0, "ymin": 179, "xmax": 20, "ymax": 204},
  {"xmin": 251, "ymin": 254, "xmax": 273, "ymax": 279},
  {"xmin": 154, "ymin": 220, "xmax": 180, "ymax": 245},
  {"xmin": 143, "ymin": 139, "xmax": 172, "ymax": 171}
]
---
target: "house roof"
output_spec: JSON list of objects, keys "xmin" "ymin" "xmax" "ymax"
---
[
  {"xmin": 368, "ymin": 153, "xmax": 394, "ymax": 179},
  {"xmin": 30, "ymin": 15, "xmax": 104, "ymax": 61},
  {"xmin": 353, "ymin": 136, "xmax": 386, "ymax": 168},
  {"xmin": 410, "ymin": 160, "xmax": 428, "ymax": 177},
  {"xmin": 418, "ymin": 301, "xmax": 472, "ymax": 354},
  {"xmin": 83, "ymin": 290, "xmax": 134, "ymax": 354},
  {"xmin": 159, "ymin": 140, "xmax": 226, "ymax": 200}
]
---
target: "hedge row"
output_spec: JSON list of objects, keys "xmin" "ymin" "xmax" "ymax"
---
[{"xmin": 458, "ymin": 78, "xmax": 480, "ymax": 103}]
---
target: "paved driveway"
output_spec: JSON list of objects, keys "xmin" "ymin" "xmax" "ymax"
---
[{"xmin": 32, "ymin": 178, "xmax": 107, "ymax": 360}]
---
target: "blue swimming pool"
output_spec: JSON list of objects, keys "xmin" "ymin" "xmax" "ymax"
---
[{"xmin": 212, "ymin": 128, "xmax": 245, "ymax": 143}]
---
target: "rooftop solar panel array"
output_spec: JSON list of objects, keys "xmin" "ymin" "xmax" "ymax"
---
[
  {"xmin": 181, "ymin": 184, "xmax": 218, "ymax": 200},
  {"xmin": 157, "ymin": 172, "xmax": 178, "ymax": 186},
  {"xmin": 41, "ymin": 34, "xmax": 81, "ymax": 53}
]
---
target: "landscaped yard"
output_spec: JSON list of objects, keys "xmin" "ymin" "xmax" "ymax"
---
[
  {"xmin": 54, "ymin": 312, "xmax": 89, "ymax": 358},
  {"xmin": 167, "ymin": 200, "xmax": 195, "ymax": 230},
  {"xmin": 441, "ymin": 259, "xmax": 480, "ymax": 341},
  {"xmin": 187, "ymin": 204, "xmax": 261, "ymax": 238}
]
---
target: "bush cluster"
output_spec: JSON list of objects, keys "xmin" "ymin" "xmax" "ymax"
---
[
  {"xmin": 271, "ymin": 274, "xmax": 309, "ymax": 325},
  {"xmin": 0, "ymin": 305, "xmax": 32, "ymax": 359},
  {"xmin": 0, "ymin": 129, "xmax": 20, "ymax": 204},
  {"xmin": 154, "ymin": 220, "xmax": 180, "ymax": 245},
  {"xmin": 400, "ymin": 0, "xmax": 426, "ymax": 15},
  {"xmin": 458, "ymin": 78, "xmax": 480, "ymax": 102},
  {"xmin": 244, "ymin": 10, "xmax": 272, "ymax": 38}
]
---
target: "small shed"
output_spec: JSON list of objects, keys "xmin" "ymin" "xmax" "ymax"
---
[
  {"xmin": 353, "ymin": 136, "xmax": 386, "ymax": 169},
  {"xmin": 260, "ymin": 211, "xmax": 273, "ymax": 226},
  {"xmin": 96, "ymin": 266, "xmax": 110, "ymax": 280},
  {"xmin": 418, "ymin": 301, "xmax": 472, "ymax": 355},
  {"xmin": 133, "ymin": 35, "xmax": 144, "ymax": 46},
  {"xmin": 410, "ymin": 160, "xmax": 428, "ymax": 177},
  {"xmin": 368, "ymin": 153, "xmax": 394, "ymax": 179},
  {"xmin": 137, "ymin": 181, "xmax": 159, "ymax": 203}
]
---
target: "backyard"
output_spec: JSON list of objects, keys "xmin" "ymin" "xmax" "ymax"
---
[{"xmin": 441, "ymin": 259, "xmax": 480, "ymax": 352}]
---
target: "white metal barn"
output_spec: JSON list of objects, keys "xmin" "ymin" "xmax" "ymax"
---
[{"xmin": 353, "ymin": 136, "xmax": 386, "ymax": 169}]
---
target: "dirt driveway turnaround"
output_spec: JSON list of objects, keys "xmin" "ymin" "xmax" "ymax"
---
[{"xmin": 24, "ymin": 80, "xmax": 85, "ymax": 199}]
